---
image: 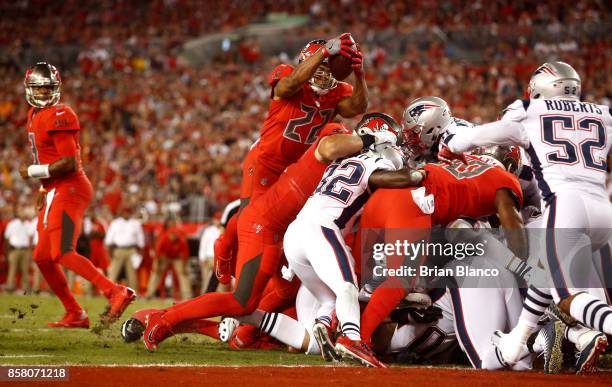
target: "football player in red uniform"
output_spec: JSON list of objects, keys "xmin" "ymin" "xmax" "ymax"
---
[
  {"xmin": 357, "ymin": 153, "xmax": 526, "ymax": 346},
  {"xmin": 214, "ymin": 33, "xmax": 368, "ymax": 284},
  {"xmin": 19, "ymin": 63, "xmax": 135, "ymax": 328},
  {"xmin": 142, "ymin": 119, "xmax": 418, "ymax": 351}
]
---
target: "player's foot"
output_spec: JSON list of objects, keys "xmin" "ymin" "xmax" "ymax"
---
[
  {"xmin": 103, "ymin": 285, "xmax": 136, "ymax": 324},
  {"xmin": 540, "ymin": 320, "xmax": 565, "ymax": 374},
  {"xmin": 492, "ymin": 330, "xmax": 528, "ymax": 367},
  {"xmin": 335, "ymin": 336, "xmax": 387, "ymax": 368},
  {"xmin": 575, "ymin": 330, "xmax": 608, "ymax": 374},
  {"xmin": 48, "ymin": 310, "xmax": 89, "ymax": 328},
  {"xmin": 312, "ymin": 319, "xmax": 340, "ymax": 362},
  {"xmin": 219, "ymin": 318, "xmax": 240, "ymax": 342},
  {"xmin": 143, "ymin": 311, "xmax": 174, "ymax": 352}
]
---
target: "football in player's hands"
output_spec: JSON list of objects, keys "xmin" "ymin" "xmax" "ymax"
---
[{"xmin": 327, "ymin": 33, "xmax": 357, "ymax": 80}]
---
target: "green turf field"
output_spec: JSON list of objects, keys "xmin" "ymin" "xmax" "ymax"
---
[
  {"xmin": 0, "ymin": 293, "xmax": 327, "ymax": 366},
  {"xmin": 0, "ymin": 293, "xmax": 609, "ymax": 368}
]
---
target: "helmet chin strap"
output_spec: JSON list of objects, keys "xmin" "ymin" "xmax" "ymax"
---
[{"xmin": 309, "ymin": 83, "xmax": 330, "ymax": 95}]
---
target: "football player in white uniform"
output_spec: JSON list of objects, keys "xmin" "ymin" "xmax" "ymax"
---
[
  {"xmin": 439, "ymin": 61, "xmax": 612, "ymax": 368},
  {"xmin": 283, "ymin": 113, "xmax": 426, "ymax": 367}
]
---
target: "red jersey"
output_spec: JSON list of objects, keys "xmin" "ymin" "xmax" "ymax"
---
[
  {"xmin": 155, "ymin": 228, "xmax": 190, "ymax": 260},
  {"xmin": 423, "ymin": 155, "xmax": 523, "ymax": 225},
  {"xmin": 26, "ymin": 104, "xmax": 86, "ymax": 189},
  {"xmin": 249, "ymin": 123, "xmax": 352, "ymax": 231},
  {"xmin": 256, "ymin": 64, "xmax": 353, "ymax": 175}
]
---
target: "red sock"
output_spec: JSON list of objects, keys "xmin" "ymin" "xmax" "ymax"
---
[
  {"xmin": 164, "ymin": 292, "xmax": 246, "ymax": 326},
  {"xmin": 175, "ymin": 319, "xmax": 220, "ymax": 339},
  {"xmin": 360, "ymin": 284, "xmax": 406, "ymax": 343},
  {"xmin": 36, "ymin": 260, "xmax": 82, "ymax": 314},
  {"xmin": 59, "ymin": 251, "xmax": 115, "ymax": 296},
  {"xmin": 217, "ymin": 214, "xmax": 238, "ymax": 259}
]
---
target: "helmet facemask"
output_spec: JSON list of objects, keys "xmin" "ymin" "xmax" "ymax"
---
[
  {"xmin": 24, "ymin": 63, "xmax": 62, "ymax": 108},
  {"xmin": 310, "ymin": 63, "xmax": 337, "ymax": 95}
]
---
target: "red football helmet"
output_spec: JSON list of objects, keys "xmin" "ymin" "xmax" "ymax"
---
[
  {"xmin": 472, "ymin": 145, "xmax": 522, "ymax": 175},
  {"xmin": 355, "ymin": 112, "xmax": 402, "ymax": 143},
  {"xmin": 24, "ymin": 62, "xmax": 62, "ymax": 108},
  {"xmin": 299, "ymin": 39, "xmax": 337, "ymax": 92}
]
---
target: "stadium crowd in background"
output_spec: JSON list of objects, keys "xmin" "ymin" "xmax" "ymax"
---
[{"xmin": 0, "ymin": 0, "xmax": 610, "ymax": 296}]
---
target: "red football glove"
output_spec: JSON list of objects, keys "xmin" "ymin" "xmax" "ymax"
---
[
  {"xmin": 351, "ymin": 46, "xmax": 364, "ymax": 76},
  {"xmin": 438, "ymin": 144, "xmax": 468, "ymax": 164},
  {"xmin": 322, "ymin": 32, "xmax": 356, "ymax": 59},
  {"xmin": 213, "ymin": 238, "xmax": 233, "ymax": 285}
]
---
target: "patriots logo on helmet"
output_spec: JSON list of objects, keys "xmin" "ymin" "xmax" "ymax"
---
[
  {"xmin": 533, "ymin": 64, "xmax": 556, "ymax": 77},
  {"xmin": 408, "ymin": 104, "xmax": 439, "ymax": 119}
]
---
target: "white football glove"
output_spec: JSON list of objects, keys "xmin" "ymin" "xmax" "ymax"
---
[{"xmin": 373, "ymin": 130, "xmax": 398, "ymax": 146}]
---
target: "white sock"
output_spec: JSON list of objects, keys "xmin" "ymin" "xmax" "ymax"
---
[
  {"xmin": 569, "ymin": 293, "xmax": 612, "ymax": 335},
  {"xmin": 335, "ymin": 283, "xmax": 361, "ymax": 340},
  {"xmin": 259, "ymin": 312, "xmax": 308, "ymax": 350},
  {"xmin": 518, "ymin": 287, "xmax": 552, "ymax": 329}
]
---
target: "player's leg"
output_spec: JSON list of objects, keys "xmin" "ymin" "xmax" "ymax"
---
[
  {"xmin": 549, "ymin": 195, "xmax": 612, "ymax": 335},
  {"xmin": 449, "ymin": 288, "xmax": 505, "ymax": 369},
  {"xmin": 145, "ymin": 225, "xmax": 282, "ymax": 350},
  {"xmin": 360, "ymin": 193, "xmax": 432, "ymax": 344},
  {"xmin": 20, "ymin": 249, "xmax": 31, "ymax": 291},
  {"xmin": 284, "ymin": 220, "xmax": 339, "ymax": 360},
  {"xmin": 173, "ymin": 259, "xmax": 192, "ymax": 300},
  {"xmin": 49, "ymin": 197, "xmax": 116, "ymax": 296},
  {"xmin": 6, "ymin": 249, "xmax": 18, "ymax": 291},
  {"xmin": 33, "ymin": 226, "xmax": 87, "ymax": 327},
  {"xmin": 48, "ymin": 189, "xmax": 135, "ymax": 322},
  {"xmin": 145, "ymin": 258, "xmax": 167, "ymax": 298}
]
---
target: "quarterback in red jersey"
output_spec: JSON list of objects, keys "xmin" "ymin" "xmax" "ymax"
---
[
  {"xmin": 19, "ymin": 63, "xmax": 135, "ymax": 328},
  {"xmin": 357, "ymin": 154, "xmax": 526, "ymax": 344},
  {"xmin": 214, "ymin": 33, "xmax": 368, "ymax": 283},
  {"xmin": 142, "ymin": 122, "xmax": 403, "ymax": 351}
]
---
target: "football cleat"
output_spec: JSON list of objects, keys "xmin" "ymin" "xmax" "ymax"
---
[
  {"xmin": 48, "ymin": 310, "xmax": 89, "ymax": 329},
  {"xmin": 219, "ymin": 318, "xmax": 240, "ymax": 342},
  {"xmin": 540, "ymin": 320, "xmax": 565, "ymax": 374},
  {"xmin": 312, "ymin": 319, "xmax": 340, "ymax": 362},
  {"xmin": 492, "ymin": 330, "xmax": 528, "ymax": 367},
  {"xmin": 335, "ymin": 335, "xmax": 387, "ymax": 368},
  {"xmin": 142, "ymin": 311, "xmax": 174, "ymax": 352},
  {"xmin": 575, "ymin": 331, "xmax": 608, "ymax": 374},
  {"xmin": 103, "ymin": 286, "xmax": 136, "ymax": 324}
]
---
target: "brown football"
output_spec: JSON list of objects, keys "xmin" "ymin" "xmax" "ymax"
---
[{"xmin": 329, "ymin": 54, "xmax": 353, "ymax": 81}]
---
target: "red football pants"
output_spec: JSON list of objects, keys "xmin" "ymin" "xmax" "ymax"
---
[
  {"xmin": 164, "ymin": 211, "xmax": 283, "ymax": 326},
  {"xmin": 216, "ymin": 147, "xmax": 281, "ymax": 270}
]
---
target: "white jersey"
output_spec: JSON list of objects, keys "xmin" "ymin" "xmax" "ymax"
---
[
  {"xmin": 448, "ymin": 98, "xmax": 612, "ymax": 201},
  {"xmin": 297, "ymin": 152, "xmax": 396, "ymax": 233}
]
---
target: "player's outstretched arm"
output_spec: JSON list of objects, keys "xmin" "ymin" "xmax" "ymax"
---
[
  {"xmin": 495, "ymin": 188, "xmax": 528, "ymax": 259},
  {"xmin": 336, "ymin": 45, "xmax": 368, "ymax": 118},
  {"xmin": 274, "ymin": 49, "xmax": 327, "ymax": 99},
  {"xmin": 315, "ymin": 134, "xmax": 363, "ymax": 162},
  {"xmin": 445, "ymin": 120, "xmax": 529, "ymax": 154},
  {"xmin": 19, "ymin": 131, "xmax": 78, "ymax": 180},
  {"xmin": 368, "ymin": 168, "xmax": 426, "ymax": 189}
]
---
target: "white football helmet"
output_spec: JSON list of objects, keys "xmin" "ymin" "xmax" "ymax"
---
[
  {"xmin": 528, "ymin": 61, "xmax": 581, "ymax": 100},
  {"xmin": 402, "ymin": 96, "xmax": 453, "ymax": 159}
]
